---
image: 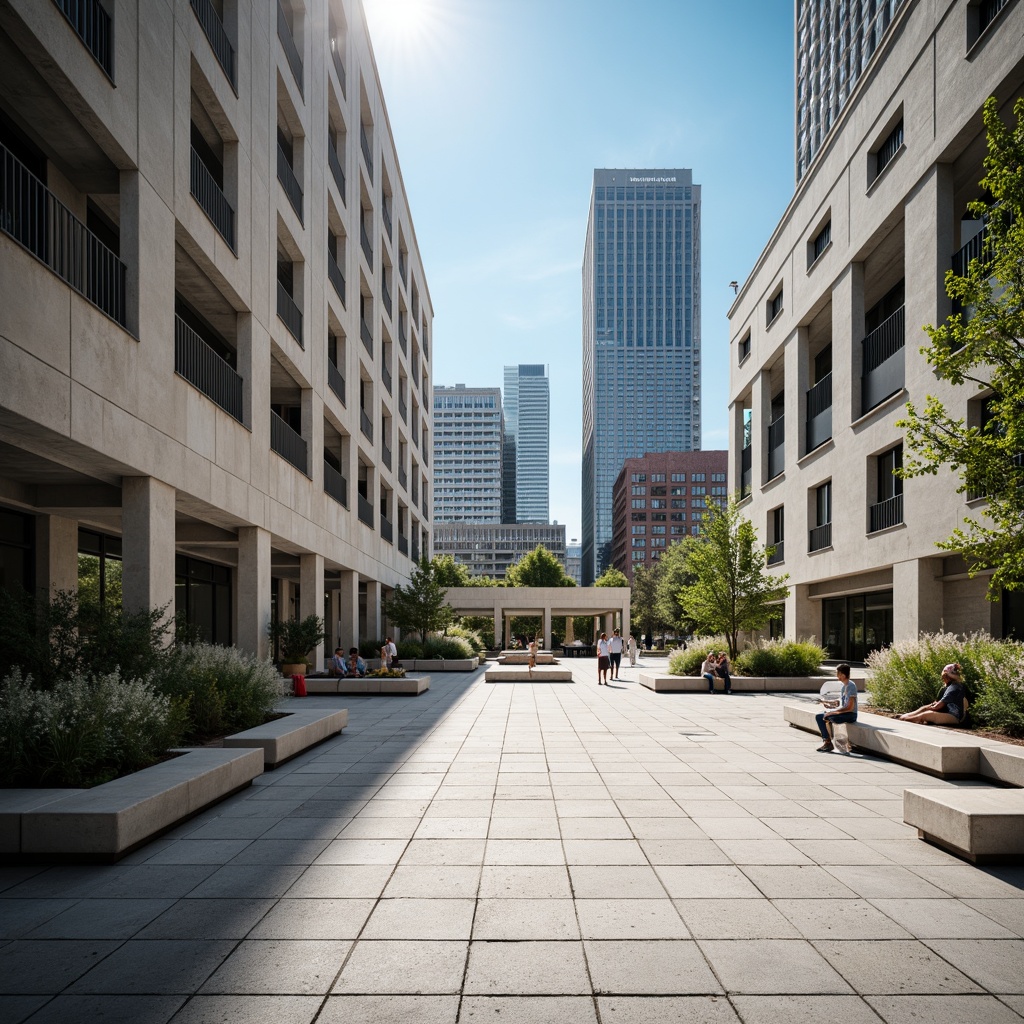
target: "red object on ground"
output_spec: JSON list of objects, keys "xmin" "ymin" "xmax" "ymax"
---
[{"xmin": 291, "ymin": 673, "xmax": 307, "ymax": 696}]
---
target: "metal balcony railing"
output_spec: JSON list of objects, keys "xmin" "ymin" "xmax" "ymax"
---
[
  {"xmin": 382, "ymin": 361, "xmax": 392, "ymax": 394},
  {"xmin": 323, "ymin": 460, "xmax": 348, "ymax": 507},
  {"xmin": 190, "ymin": 147, "xmax": 235, "ymax": 248},
  {"xmin": 980, "ymin": 0, "xmax": 1011, "ymax": 32},
  {"xmin": 382, "ymin": 440, "xmax": 392, "ymax": 469},
  {"xmin": 270, "ymin": 409, "xmax": 307, "ymax": 474},
  {"xmin": 327, "ymin": 358, "xmax": 345, "ymax": 405},
  {"xmin": 360, "ymin": 126, "xmax": 373, "ymax": 177},
  {"xmin": 874, "ymin": 120, "xmax": 903, "ymax": 178},
  {"xmin": 806, "ymin": 372, "xmax": 833, "ymax": 451},
  {"xmin": 360, "ymin": 319, "xmax": 373, "ymax": 355},
  {"xmin": 411, "ymin": 476, "xmax": 419, "ymax": 503},
  {"xmin": 330, "ymin": 37, "xmax": 346, "ymax": 95},
  {"xmin": 360, "ymin": 408, "xmax": 373, "ymax": 441},
  {"xmin": 381, "ymin": 281, "xmax": 393, "ymax": 320},
  {"xmin": 967, "ymin": 452, "xmax": 1023, "ymax": 501},
  {"xmin": 398, "ymin": 533, "xmax": 409, "ymax": 556},
  {"xmin": 399, "ymin": 250, "xmax": 407, "ymax": 285},
  {"xmin": 358, "ymin": 493, "xmax": 373, "ymax": 526},
  {"xmin": 276, "ymin": 142, "xmax": 303, "ymax": 222},
  {"xmin": 862, "ymin": 305, "xmax": 905, "ymax": 412},
  {"xmin": 863, "ymin": 306, "xmax": 905, "ymax": 372},
  {"xmin": 767, "ymin": 542, "xmax": 785, "ymax": 566},
  {"xmin": 1, "ymin": 142, "xmax": 127, "ymax": 326},
  {"xmin": 809, "ymin": 522, "xmax": 832, "ymax": 552},
  {"xmin": 411, "ymin": 419, "xmax": 419, "ymax": 445},
  {"xmin": 277, "ymin": 0, "xmax": 303, "ymax": 95},
  {"xmin": 767, "ymin": 415, "xmax": 785, "ymax": 479},
  {"xmin": 54, "ymin": 0, "xmax": 113, "ymax": 77},
  {"xmin": 869, "ymin": 493, "xmax": 904, "ymax": 533},
  {"xmin": 360, "ymin": 222, "xmax": 373, "ymax": 264},
  {"xmin": 421, "ymin": 494, "xmax": 429, "ymax": 518},
  {"xmin": 740, "ymin": 444, "xmax": 752, "ymax": 499},
  {"xmin": 190, "ymin": 0, "xmax": 235, "ymax": 87},
  {"xmin": 174, "ymin": 315, "xmax": 243, "ymax": 422},
  {"xmin": 328, "ymin": 250, "xmax": 345, "ymax": 305},
  {"xmin": 421, "ymin": 375, "xmax": 429, "ymax": 401},
  {"xmin": 276, "ymin": 280, "xmax": 303, "ymax": 345},
  {"xmin": 380, "ymin": 514, "xmax": 393, "ymax": 544},
  {"xmin": 328, "ymin": 144, "xmax": 346, "ymax": 203}
]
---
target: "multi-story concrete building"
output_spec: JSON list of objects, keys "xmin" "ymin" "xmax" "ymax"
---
[
  {"xmin": 432, "ymin": 522, "xmax": 566, "ymax": 580},
  {"xmin": 432, "ymin": 385, "xmax": 504, "ymax": 523},
  {"xmin": 565, "ymin": 538, "xmax": 583, "ymax": 586},
  {"xmin": 582, "ymin": 168, "xmax": 701, "ymax": 583},
  {"xmin": 729, "ymin": 0, "xmax": 1024, "ymax": 660},
  {"xmin": 611, "ymin": 451, "xmax": 727, "ymax": 583},
  {"xmin": 0, "ymin": 0, "xmax": 433, "ymax": 665},
  {"xmin": 502, "ymin": 364, "xmax": 550, "ymax": 523}
]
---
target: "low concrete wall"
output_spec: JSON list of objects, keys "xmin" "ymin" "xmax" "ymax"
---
[
  {"xmin": 306, "ymin": 675, "xmax": 430, "ymax": 696},
  {"xmin": 485, "ymin": 667, "xmax": 573, "ymax": 682},
  {"xmin": 641, "ymin": 674, "xmax": 864, "ymax": 693},
  {"xmin": 223, "ymin": 709, "xmax": 349, "ymax": 767}
]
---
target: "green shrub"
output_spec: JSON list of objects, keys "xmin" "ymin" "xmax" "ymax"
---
[
  {"xmin": 398, "ymin": 639, "xmax": 424, "ymax": 660},
  {"xmin": 667, "ymin": 636, "xmax": 727, "ymax": 675},
  {"xmin": 734, "ymin": 638, "xmax": 826, "ymax": 677},
  {"xmin": 359, "ymin": 638, "xmax": 382, "ymax": 659},
  {"xmin": 423, "ymin": 635, "xmax": 476, "ymax": 659},
  {"xmin": 970, "ymin": 641, "xmax": 1024, "ymax": 736},
  {"xmin": 445, "ymin": 624, "xmax": 485, "ymax": 654}
]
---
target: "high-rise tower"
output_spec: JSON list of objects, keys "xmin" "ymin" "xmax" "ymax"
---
[
  {"xmin": 503, "ymin": 364, "xmax": 550, "ymax": 523},
  {"xmin": 581, "ymin": 169, "xmax": 701, "ymax": 583}
]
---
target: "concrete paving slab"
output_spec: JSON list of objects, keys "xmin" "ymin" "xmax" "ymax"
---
[
  {"xmin": 473, "ymin": 898, "xmax": 580, "ymax": 939},
  {"xmin": 167, "ymin": 994, "xmax": 322, "ymax": 1024},
  {"xmin": 730, "ymin": 994, "xmax": 887, "ymax": 1024},
  {"xmin": 333, "ymin": 940, "xmax": 468, "ymax": 994},
  {"xmin": 21, "ymin": 994, "xmax": 185, "ymax": 1023},
  {"xmin": 921, "ymin": 939, "xmax": 1024, "ymax": 993},
  {"xmin": 812, "ymin": 938, "xmax": 984, "ymax": 994},
  {"xmin": 699, "ymin": 938, "xmax": 853, "ymax": 994},
  {"xmin": 199, "ymin": 938, "xmax": 350, "ymax": 994},
  {"xmin": 463, "ymin": 940, "xmax": 590, "ymax": 995},
  {"xmin": 319, "ymin": 994, "xmax": 459, "ymax": 1023},
  {"xmin": 460, "ymin": 995, "xmax": 597, "ymax": 1023},
  {"xmin": 137, "ymin": 897, "xmax": 275, "ymax": 939},
  {"xmin": 68, "ymin": 939, "xmax": 234, "ymax": 994},
  {"xmin": 676, "ymin": 898, "xmax": 802, "ymax": 939},
  {"xmin": 575, "ymin": 898, "xmax": 688, "ymax": 939},
  {"xmin": 585, "ymin": 938, "xmax": 722, "ymax": 994},
  {"xmin": 247, "ymin": 898, "xmax": 375, "ymax": 939}
]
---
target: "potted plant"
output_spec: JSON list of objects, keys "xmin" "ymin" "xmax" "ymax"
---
[{"xmin": 267, "ymin": 614, "xmax": 327, "ymax": 675}]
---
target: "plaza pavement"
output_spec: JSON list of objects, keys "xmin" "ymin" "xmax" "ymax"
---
[{"xmin": 2, "ymin": 657, "xmax": 1023, "ymax": 1024}]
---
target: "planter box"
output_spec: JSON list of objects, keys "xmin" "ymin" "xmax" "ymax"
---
[
  {"xmin": 904, "ymin": 788, "xmax": 1024, "ymax": 863},
  {"xmin": 5, "ymin": 747, "xmax": 263, "ymax": 861},
  {"xmin": 306, "ymin": 675, "xmax": 430, "ymax": 696},
  {"xmin": 640, "ymin": 674, "xmax": 863, "ymax": 693},
  {"xmin": 223, "ymin": 708, "xmax": 348, "ymax": 767},
  {"xmin": 406, "ymin": 658, "xmax": 479, "ymax": 672},
  {"xmin": 485, "ymin": 667, "xmax": 573, "ymax": 682}
]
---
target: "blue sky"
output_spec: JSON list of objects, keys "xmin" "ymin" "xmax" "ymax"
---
[{"xmin": 364, "ymin": 0, "xmax": 797, "ymax": 540}]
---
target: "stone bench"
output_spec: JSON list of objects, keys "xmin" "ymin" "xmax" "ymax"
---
[
  {"xmin": 3, "ymin": 747, "xmax": 263, "ymax": 860},
  {"xmin": 497, "ymin": 652, "xmax": 556, "ymax": 665},
  {"xmin": 903, "ymin": 787, "xmax": 1024, "ymax": 863},
  {"xmin": 642, "ymin": 674, "xmax": 865, "ymax": 694},
  {"xmin": 485, "ymin": 666, "xmax": 573, "ymax": 682},
  {"xmin": 305, "ymin": 675, "xmax": 430, "ymax": 696},
  {"xmin": 223, "ymin": 708, "xmax": 349, "ymax": 767}
]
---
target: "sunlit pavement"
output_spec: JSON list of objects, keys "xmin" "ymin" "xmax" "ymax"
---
[{"xmin": 2, "ymin": 657, "xmax": 1023, "ymax": 1024}]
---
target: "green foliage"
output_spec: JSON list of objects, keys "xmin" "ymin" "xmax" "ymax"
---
[
  {"xmin": 971, "ymin": 641, "xmax": 1024, "ymax": 736},
  {"xmin": 0, "ymin": 669, "xmax": 183, "ymax": 788},
  {"xmin": 386, "ymin": 558, "xmax": 455, "ymax": 640},
  {"xmin": 595, "ymin": 566, "xmax": 629, "ymax": 588},
  {"xmin": 423, "ymin": 635, "xmax": 476, "ymax": 659},
  {"xmin": 505, "ymin": 546, "xmax": 575, "ymax": 587},
  {"xmin": 444, "ymin": 623, "xmax": 485, "ymax": 654},
  {"xmin": 455, "ymin": 615, "xmax": 495, "ymax": 649},
  {"xmin": 897, "ymin": 96, "xmax": 1024, "ymax": 596},
  {"xmin": 673, "ymin": 500, "xmax": 790, "ymax": 658},
  {"xmin": 267, "ymin": 614, "xmax": 326, "ymax": 665},
  {"xmin": 397, "ymin": 639, "xmax": 423, "ymax": 660},
  {"xmin": 77, "ymin": 554, "xmax": 122, "ymax": 608},
  {"xmin": 667, "ymin": 636, "xmax": 726, "ymax": 675},
  {"xmin": 734, "ymin": 638, "xmax": 826, "ymax": 677},
  {"xmin": 431, "ymin": 554, "xmax": 473, "ymax": 587},
  {"xmin": 631, "ymin": 562, "xmax": 665, "ymax": 639},
  {"xmin": 655, "ymin": 541, "xmax": 698, "ymax": 637}
]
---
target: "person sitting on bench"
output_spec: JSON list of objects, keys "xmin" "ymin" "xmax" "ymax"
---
[{"xmin": 899, "ymin": 663, "xmax": 968, "ymax": 726}]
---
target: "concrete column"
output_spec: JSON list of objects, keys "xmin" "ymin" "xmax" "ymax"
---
[
  {"xmin": 494, "ymin": 607, "xmax": 502, "ymax": 651},
  {"xmin": 788, "ymin": 326, "xmax": 809, "ymax": 463},
  {"xmin": 327, "ymin": 587, "xmax": 340, "ymax": 651},
  {"xmin": 36, "ymin": 514, "xmax": 79, "ymax": 598},
  {"xmin": 621, "ymin": 602, "xmax": 630, "ymax": 643},
  {"xmin": 121, "ymin": 477, "xmax": 176, "ymax": 620},
  {"xmin": 603, "ymin": 612, "xmax": 614, "ymax": 636},
  {"xmin": 505, "ymin": 616, "xmax": 513, "ymax": 649},
  {"xmin": 542, "ymin": 608, "xmax": 552, "ymax": 651},
  {"xmin": 338, "ymin": 570, "xmax": 359, "ymax": 648},
  {"xmin": 237, "ymin": 526, "xmax": 271, "ymax": 658},
  {"xmin": 365, "ymin": 579, "xmax": 382, "ymax": 643},
  {"xmin": 119, "ymin": 170, "xmax": 141, "ymax": 335},
  {"xmin": 833, "ymin": 262, "xmax": 864, "ymax": 425},
  {"xmin": 754, "ymin": 367, "xmax": 772, "ymax": 489},
  {"xmin": 894, "ymin": 558, "xmax": 944, "ymax": 642},
  {"xmin": 300, "ymin": 552, "xmax": 325, "ymax": 670}
]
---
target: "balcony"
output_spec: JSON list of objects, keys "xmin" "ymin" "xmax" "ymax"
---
[
  {"xmin": 411, "ymin": 476, "xmax": 419, "ymax": 503},
  {"xmin": 380, "ymin": 514, "xmax": 393, "ymax": 544},
  {"xmin": 421, "ymin": 435, "xmax": 429, "ymax": 465},
  {"xmin": 421, "ymin": 375, "xmax": 429, "ymax": 401},
  {"xmin": 861, "ymin": 305, "xmax": 905, "ymax": 414},
  {"xmin": 767, "ymin": 541, "xmax": 785, "ymax": 566},
  {"xmin": 806, "ymin": 372, "xmax": 833, "ymax": 451},
  {"xmin": 809, "ymin": 522, "xmax": 832, "ymax": 552},
  {"xmin": 327, "ymin": 358, "xmax": 345, "ymax": 405},
  {"xmin": 382, "ymin": 361, "xmax": 392, "ymax": 394},
  {"xmin": 276, "ymin": 143, "xmax": 303, "ymax": 222},
  {"xmin": 767, "ymin": 415, "xmax": 785, "ymax": 480},
  {"xmin": 740, "ymin": 445, "xmax": 752, "ymax": 499},
  {"xmin": 399, "ymin": 394, "xmax": 407, "ymax": 422},
  {"xmin": 382, "ymin": 439, "xmax": 392, "ymax": 469},
  {"xmin": 327, "ymin": 250, "xmax": 345, "ymax": 305},
  {"xmin": 190, "ymin": 0, "xmax": 235, "ymax": 87},
  {"xmin": 276, "ymin": 281, "xmax": 303, "ymax": 345},
  {"xmin": 411, "ymin": 536, "xmax": 420, "ymax": 562},
  {"xmin": 968, "ymin": 452, "xmax": 1023, "ymax": 501},
  {"xmin": 398, "ymin": 533, "xmax": 409, "ymax": 556},
  {"xmin": 323, "ymin": 460, "xmax": 348, "ymax": 507},
  {"xmin": 360, "ymin": 126, "xmax": 373, "ymax": 177},
  {"xmin": 360, "ymin": 319, "xmax": 373, "ymax": 355},
  {"xmin": 411, "ymin": 419, "xmax": 419, "ymax": 445},
  {"xmin": 399, "ymin": 250, "xmax": 407, "ymax": 286},
  {"xmin": 276, "ymin": 0, "xmax": 303, "ymax": 96},
  {"xmin": 399, "ymin": 465, "xmax": 407, "ymax": 489},
  {"xmin": 270, "ymin": 410, "xmax": 307, "ymax": 474},
  {"xmin": 358, "ymin": 493, "xmax": 373, "ymax": 527},
  {"xmin": 382, "ymin": 280, "xmax": 393, "ymax": 319},
  {"xmin": 190, "ymin": 147, "xmax": 235, "ymax": 249},
  {"xmin": 328, "ymin": 144, "xmax": 346, "ymax": 204},
  {"xmin": 382, "ymin": 204, "xmax": 393, "ymax": 241},
  {"xmin": 360, "ymin": 408, "xmax": 373, "ymax": 441},
  {"xmin": 398, "ymin": 317, "xmax": 408, "ymax": 354},
  {"xmin": 421, "ymin": 495, "xmax": 429, "ymax": 518},
  {"xmin": 869, "ymin": 493, "xmax": 904, "ymax": 533},
  {"xmin": 174, "ymin": 315, "xmax": 243, "ymax": 422},
  {"xmin": 360, "ymin": 222, "xmax": 373, "ymax": 264},
  {"xmin": 54, "ymin": 0, "xmax": 113, "ymax": 78},
  {"xmin": 330, "ymin": 37, "xmax": 346, "ymax": 96},
  {"xmin": 0, "ymin": 142, "xmax": 127, "ymax": 326}
]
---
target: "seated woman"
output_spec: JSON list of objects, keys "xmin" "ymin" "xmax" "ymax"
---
[
  {"xmin": 899, "ymin": 663, "xmax": 968, "ymax": 726},
  {"xmin": 328, "ymin": 647, "xmax": 347, "ymax": 677},
  {"xmin": 701, "ymin": 652, "xmax": 718, "ymax": 692},
  {"xmin": 346, "ymin": 648, "xmax": 367, "ymax": 677},
  {"xmin": 815, "ymin": 663, "xmax": 857, "ymax": 752}
]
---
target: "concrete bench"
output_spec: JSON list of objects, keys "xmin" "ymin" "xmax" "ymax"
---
[
  {"xmin": 904, "ymin": 787, "xmax": 1024, "ymax": 863},
  {"xmin": 643, "ymin": 674, "xmax": 865, "ymax": 694},
  {"xmin": 305, "ymin": 675, "xmax": 430, "ymax": 696},
  {"xmin": 223, "ymin": 708, "xmax": 349, "ymax": 767},
  {"xmin": 6, "ymin": 747, "xmax": 263, "ymax": 861},
  {"xmin": 497, "ymin": 652, "xmax": 556, "ymax": 665},
  {"xmin": 485, "ymin": 666, "xmax": 573, "ymax": 682}
]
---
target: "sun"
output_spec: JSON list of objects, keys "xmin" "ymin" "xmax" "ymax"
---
[{"xmin": 363, "ymin": 0, "xmax": 437, "ymax": 45}]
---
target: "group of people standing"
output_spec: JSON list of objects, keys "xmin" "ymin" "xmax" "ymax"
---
[{"xmin": 596, "ymin": 628, "xmax": 638, "ymax": 684}]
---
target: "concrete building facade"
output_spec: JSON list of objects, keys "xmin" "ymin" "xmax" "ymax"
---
[
  {"xmin": 0, "ymin": 0, "xmax": 433, "ymax": 665},
  {"xmin": 582, "ymin": 168, "xmax": 701, "ymax": 583},
  {"xmin": 502, "ymin": 363, "xmax": 550, "ymax": 524},
  {"xmin": 431, "ymin": 522, "xmax": 566, "ymax": 580},
  {"xmin": 611, "ymin": 450, "xmax": 728, "ymax": 584},
  {"xmin": 729, "ymin": 0, "xmax": 1024, "ymax": 660}
]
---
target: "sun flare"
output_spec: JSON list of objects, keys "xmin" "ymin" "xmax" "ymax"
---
[{"xmin": 364, "ymin": 0, "xmax": 437, "ymax": 44}]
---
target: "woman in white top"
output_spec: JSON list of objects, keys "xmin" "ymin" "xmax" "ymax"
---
[
  {"xmin": 627, "ymin": 634, "xmax": 637, "ymax": 667},
  {"xmin": 596, "ymin": 632, "xmax": 611, "ymax": 685},
  {"xmin": 701, "ymin": 653, "xmax": 718, "ymax": 692}
]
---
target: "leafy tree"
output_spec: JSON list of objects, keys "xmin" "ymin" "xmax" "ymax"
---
[
  {"xmin": 655, "ymin": 541, "xmax": 697, "ymax": 638},
  {"xmin": 674, "ymin": 500, "xmax": 790, "ymax": 659},
  {"xmin": 385, "ymin": 558, "xmax": 455, "ymax": 640},
  {"xmin": 897, "ymin": 96, "xmax": 1024, "ymax": 597},
  {"xmin": 631, "ymin": 562, "xmax": 664, "ymax": 640},
  {"xmin": 505, "ymin": 545, "xmax": 575, "ymax": 587},
  {"xmin": 431, "ymin": 554, "xmax": 472, "ymax": 588},
  {"xmin": 595, "ymin": 566, "xmax": 629, "ymax": 588}
]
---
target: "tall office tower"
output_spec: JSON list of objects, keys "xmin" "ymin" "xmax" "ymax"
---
[
  {"xmin": 432, "ymin": 385, "xmax": 504, "ymax": 523},
  {"xmin": 503, "ymin": 364, "xmax": 550, "ymax": 523},
  {"xmin": 796, "ymin": 0, "xmax": 908, "ymax": 180},
  {"xmin": 0, "ymin": 1, "xmax": 433, "ymax": 662},
  {"xmin": 581, "ymin": 169, "xmax": 701, "ymax": 583}
]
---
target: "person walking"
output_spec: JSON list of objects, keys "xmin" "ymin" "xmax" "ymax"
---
[
  {"xmin": 596, "ymin": 632, "xmax": 611, "ymax": 685},
  {"xmin": 608, "ymin": 628, "xmax": 624, "ymax": 680},
  {"xmin": 627, "ymin": 634, "xmax": 637, "ymax": 667},
  {"xmin": 701, "ymin": 652, "xmax": 718, "ymax": 692},
  {"xmin": 527, "ymin": 636, "xmax": 538, "ymax": 677}
]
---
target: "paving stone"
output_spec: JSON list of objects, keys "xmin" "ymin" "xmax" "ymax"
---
[
  {"xmin": 185, "ymin": 865, "xmax": 304, "ymax": 899},
  {"xmin": 812, "ymin": 939, "xmax": 984, "ymax": 994},
  {"xmin": 319, "ymin": 994, "xmax": 460, "ymax": 1023},
  {"xmin": 199, "ymin": 939, "xmax": 349, "ymax": 994},
  {"xmin": 867, "ymin": 898, "xmax": 1017, "ymax": 939},
  {"xmin": 773, "ymin": 898, "xmax": 913, "ymax": 939},
  {"xmin": 248, "ymin": 899, "xmax": 375, "ymax": 939},
  {"xmin": 0, "ymin": 940, "xmax": 121, "ymax": 994},
  {"xmin": 285, "ymin": 865, "xmax": 393, "ymax": 899},
  {"xmin": 473, "ymin": 898, "xmax": 580, "ymax": 939},
  {"xmin": 21, "ymin": 994, "xmax": 185, "ymax": 1023},
  {"xmin": 460, "ymin": 995, "xmax": 598, "ymax": 1023},
  {"xmin": 740, "ymin": 864, "xmax": 858, "ymax": 899},
  {"xmin": 487, "ymin": 818, "xmax": 561, "ymax": 839},
  {"xmin": 0, "ymin": 995, "xmax": 49, "ymax": 1024},
  {"xmin": 463, "ymin": 940, "xmax": 590, "ymax": 995},
  {"xmin": 26, "ymin": 898, "xmax": 174, "ymax": 939},
  {"xmin": 479, "ymin": 865, "xmax": 572, "ymax": 899},
  {"xmin": 569, "ymin": 865, "xmax": 667, "ymax": 899},
  {"xmin": 864, "ymin": 994, "xmax": 1024, "ymax": 1024},
  {"xmin": 698, "ymin": 939, "xmax": 852, "ymax": 994},
  {"xmin": 788, "ymin": 839, "xmax": 896, "ymax": 864},
  {"xmin": 575, "ymin": 899, "xmax": 688, "ymax": 939},
  {"xmin": 922, "ymin": 939, "xmax": 1024, "ymax": 993},
  {"xmin": 333, "ymin": 940, "xmax": 468, "ymax": 994},
  {"xmin": 962, "ymin": 900, "xmax": 1024, "ymax": 938},
  {"xmin": 399, "ymin": 840, "xmax": 486, "ymax": 865},
  {"xmin": 561, "ymin": 840, "xmax": 647, "ymax": 864},
  {"xmin": 676, "ymin": 898, "xmax": 800, "ymax": 939},
  {"xmin": 584, "ymin": 939, "xmax": 722, "ymax": 994},
  {"xmin": 0, "ymin": 899, "xmax": 82, "ymax": 939},
  {"xmin": 68, "ymin": 940, "xmax": 234, "ymax": 994},
  {"xmin": 655, "ymin": 865, "xmax": 762, "ymax": 899},
  {"xmin": 361, "ymin": 898, "xmax": 475, "ymax": 940},
  {"xmin": 596, "ymin": 995, "xmax": 740, "ymax": 1023},
  {"xmin": 167, "ymin": 994, "xmax": 322, "ymax": 1023},
  {"xmin": 730, "ymin": 994, "xmax": 887, "ymax": 1024}
]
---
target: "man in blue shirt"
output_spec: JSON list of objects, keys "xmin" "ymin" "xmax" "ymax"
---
[{"xmin": 816, "ymin": 663, "xmax": 857, "ymax": 752}]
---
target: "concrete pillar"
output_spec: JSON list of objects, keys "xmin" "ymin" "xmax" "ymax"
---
[
  {"xmin": 237, "ymin": 526, "xmax": 271, "ymax": 658},
  {"xmin": 788, "ymin": 326, "xmax": 809, "ymax": 463},
  {"xmin": 894, "ymin": 558, "xmax": 944, "ymax": 642},
  {"xmin": 505, "ymin": 616, "xmax": 513, "ymax": 649},
  {"xmin": 300, "ymin": 552, "xmax": 325, "ymax": 670},
  {"xmin": 542, "ymin": 607, "xmax": 552, "ymax": 651},
  {"xmin": 564, "ymin": 615, "xmax": 574, "ymax": 644},
  {"xmin": 327, "ymin": 587, "xmax": 340, "ymax": 651},
  {"xmin": 833, "ymin": 262, "xmax": 864, "ymax": 425},
  {"xmin": 754, "ymin": 367, "xmax": 772, "ymax": 489},
  {"xmin": 36, "ymin": 514, "xmax": 79, "ymax": 598},
  {"xmin": 338, "ymin": 570, "xmax": 359, "ymax": 648},
  {"xmin": 121, "ymin": 477, "xmax": 175, "ymax": 620},
  {"xmin": 494, "ymin": 607, "xmax": 502, "ymax": 651},
  {"xmin": 603, "ymin": 612, "xmax": 614, "ymax": 636},
  {"xmin": 621, "ymin": 602, "xmax": 630, "ymax": 643},
  {"xmin": 119, "ymin": 170, "xmax": 141, "ymax": 335},
  {"xmin": 365, "ymin": 579, "xmax": 382, "ymax": 643}
]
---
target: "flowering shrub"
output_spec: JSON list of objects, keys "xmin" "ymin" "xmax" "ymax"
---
[
  {"xmin": 423, "ymin": 636, "xmax": 476, "ymax": 659},
  {"xmin": 444, "ymin": 624, "xmax": 485, "ymax": 654},
  {"xmin": 735, "ymin": 638, "xmax": 826, "ymax": 677},
  {"xmin": 367, "ymin": 667, "xmax": 407, "ymax": 678},
  {"xmin": 667, "ymin": 637, "xmax": 729, "ymax": 676}
]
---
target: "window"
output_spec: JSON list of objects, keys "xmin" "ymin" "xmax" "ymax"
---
[
  {"xmin": 651, "ymin": 473, "xmax": 666, "ymax": 482},
  {"xmin": 691, "ymin": 486, "xmax": 706, "ymax": 496},
  {"xmin": 651, "ymin": 513, "xmax": 666, "ymax": 522},
  {"xmin": 767, "ymin": 287, "xmax": 783, "ymax": 326},
  {"xmin": 810, "ymin": 481, "xmax": 832, "ymax": 551},
  {"xmin": 872, "ymin": 117, "xmax": 904, "ymax": 181},
  {"xmin": 968, "ymin": 0, "xmax": 1011, "ymax": 48},
  {"xmin": 808, "ymin": 218, "xmax": 831, "ymax": 267},
  {"xmin": 631, "ymin": 473, "xmax": 647, "ymax": 483},
  {"xmin": 651, "ymin": 499, "xmax": 666, "ymax": 509},
  {"xmin": 632, "ymin": 538, "xmax": 646, "ymax": 548},
  {"xmin": 632, "ymin": 550, "xmax": 646, "ymax": 561},
  {"xmin": 671, "ymin": 473, "xmax": 686, "ymax": 482},
  {"xmin": 692, "ymin": 473, "xmax": 705, "ymax": 482},
  {"xmin": 870, "ymin": 444, "xmax": 904, "ymax": 532},
  {"xmin": 651, "ymin": 486, "xmax": 666, "ymax": 496},
  {"xmin": 631, "ymin": 485, "xmax": 647, "ymax": 495},
  {"xmin": 631, "ymin": 499, "xmax": 647, "ymax": 509},
  {"xmin": 711, "ymin": 473, "xmax": 726, "ymax": 482},
  {"xmin": 738, "ymin": 333, "xmax": 751, "ymax": 362},
  {"xmin": 769, "ymin": 506, "xmax": 784, "ymax": 565},
  {"xmin": 631, "ymin": 525, "xmax": 646, "ymax": 535},
  {"xmin": 671, "ymin": 486, "xmax": 686, "ymax": 496}
]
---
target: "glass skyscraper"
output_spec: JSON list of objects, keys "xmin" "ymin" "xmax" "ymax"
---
[
  {"xmin": 581, "ymin": 169, "xmax": 701, "ymax": 584},
  {"xmin": 502, "ymin": 364, "xmax": 550, "ymax": 523}
]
